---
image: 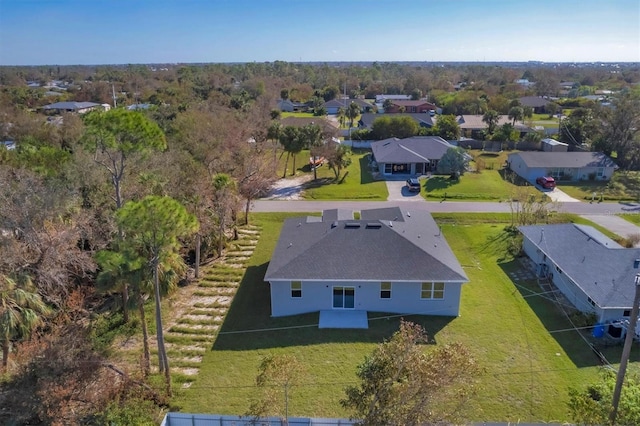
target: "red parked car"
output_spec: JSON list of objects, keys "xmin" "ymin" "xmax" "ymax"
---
[{"xmin": 536, "ymin": 176, "xmax": 556, "ymax": 189}]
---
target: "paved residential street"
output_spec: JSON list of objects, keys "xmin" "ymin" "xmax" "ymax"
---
[
  {"xmin": 253, "ymin": 199, "xmax": 640, "ymax": 215},
  {"xmin": 252, "ymin": 198, "xmax": 640, "ymax": 240}
]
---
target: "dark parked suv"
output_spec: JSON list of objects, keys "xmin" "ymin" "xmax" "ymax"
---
[{"xmin": 406, "ymin": 178, "xmax": 421, "ymax": 192}]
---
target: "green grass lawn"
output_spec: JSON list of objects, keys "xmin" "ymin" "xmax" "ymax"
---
[
  {"xmin": 529, "ymin": 113, "xmax": 561, "ymax": 130},
  {"xmin": 558, "ymin": 171, "xmax": 640, "ymax": 202},
  {"xmin": 620, "ymin": 213, "xmax": 640, "ymax": 226},
  {"xmin": 171, "ymin": 213, "xmax": 635, "ymax": 423},
  {"xmin": 303, "ymin": 150, "xmax": 388, "ymax": 200},
  {"xmin": 276, "ymin": 148, "xmax": 388, "ymax": 200},
  {"xmin": 280, "ymin": 112, "xmax": 315, "ymax": 118},
  {"xmin": 424, "ymin": 168, "xmax": 538, "ymax": 201},
  {"xmin": 423, "ymin": 150, "xmax": 538, "ymax": 202}
]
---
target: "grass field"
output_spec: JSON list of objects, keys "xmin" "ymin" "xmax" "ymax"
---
[
  {"xmin": 424, "ymin": 169, "xmax": 538, "ymax": 201},
  {"xmin": 558, "ymin": 171, "xmax": 640, "ymax": 202},
  {"xmin": 171, "ymin": 213, "xmax": 638, "ymax": 423},
  {"xmin": 422, "ymin": 150, "xmax": 538, "ymax": 201},
  {"xmin": 303, "ymin": 150, "xmax": 388, "ymax": 200},
  {"xmin": 275, "ymin": 148, "xmax": 388, "ymax": 200}
]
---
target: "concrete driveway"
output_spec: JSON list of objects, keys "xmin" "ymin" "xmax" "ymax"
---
[
  {"xmin": 385, "ymin": 178, "xmax": 425, "ymax": 201},
  {"xmin": 542, "ymin": 187, "xmax": 581, "ymax": 202},
  {"xmin": 580, "ymin": 214, "xmax": 640, "ymax": 241}
]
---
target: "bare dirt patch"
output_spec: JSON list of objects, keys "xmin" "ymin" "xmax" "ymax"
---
[{"xmin": 263, "ymin": 175, "xmax": 315, "ymax": 200}]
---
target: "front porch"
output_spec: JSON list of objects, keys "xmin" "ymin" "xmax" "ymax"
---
[{"xmin": 319, "ymin": 310, "xmax": 369, "ymax": 329}]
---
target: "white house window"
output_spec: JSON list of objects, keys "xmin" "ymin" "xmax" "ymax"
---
[
  {"xmin": 597, "ymin": 167, "xmax": 604, "ymax": 177},
  {"xmin": 587, "ymin": 297, "xmax": 596, "ymax": 307},
  {"xmin": 291, "ymin": 281, "xmax": 302, "ymax": 298},
  {"xmin": 380, "ymin": 282, "xmax": 391, "ymax": 299},
  {"xmin": 623, "ymin": 309, "xmax": 631, "ymax": 317},
  {"xmin": 421, "ymin": 282, "xmax": 445, "ymax": 299}
]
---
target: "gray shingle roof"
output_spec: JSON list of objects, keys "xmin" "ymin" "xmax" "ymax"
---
[
  {"xmin": 42, "ymin": 101, "xmax": 100, "ymax": 110},
  {"xmin": 370, "ymin": 136, "xmax": 454, "ymax": 164},
  {"xmin": 519, "ymin": 224, "xmax": 640, "ymax": 309},
  {"xmin": 510, "ymin": 152, "xmax": 617, "ymax": 169},
  {"xmin": 358, "ymin": 113, "xmax": 434, "ymax": 129},
  {"xmin": 265, "ymin": 208, "xmax": 468, "ymax": 283},
  {"xmin": 519, "ymin": 96, "xmax": 550, "ymax": 108},
  {"xmin": 324, "ymin": 99, "xmax": 371, "ymax": 109}
]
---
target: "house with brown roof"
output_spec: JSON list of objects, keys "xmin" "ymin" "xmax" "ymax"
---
[
  {"xmin": 384, "ymin": 100, "xmax": 436, "ymax": 114},
  {"xmin": 451, "ymin": 115, "xmax": 535, "ymax": 139},
  {"xmin": 280, "ymin": 117, "xmax": 339, "ymax": 136}
]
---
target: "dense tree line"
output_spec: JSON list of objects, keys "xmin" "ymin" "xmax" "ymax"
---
[{"xmin": 0, "ymin": 60, "xmax": 638, "ymax": 422}]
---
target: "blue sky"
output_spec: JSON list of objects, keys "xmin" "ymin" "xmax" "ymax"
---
[{"xmin": 0, "ymin": 0, "xmax": 638, "ymax": 65}]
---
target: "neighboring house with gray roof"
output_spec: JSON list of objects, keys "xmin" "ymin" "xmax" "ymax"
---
[
  {"xmin": 370, "ymin": 136, "xmax": 464, "ymax": 176},
  {"xmin": 42, "ymin": 101, "xmax": 101, "ymax": 114},
  {"xmin": 520, "ymin": 223, "xmax": 640, "ymax": 323},
  {"xmin": 358, "ymin": 112, "xmax": 435, "ymax": 130},
  {"xmin": 323, "ymin": 98, "xmax": 373, "ymax": 114},
  {"xmin": 519, "ymin": 96, "xmax": 551, "ymax": 113},
  {"xmin": 264, "ymin": 207, "xmax": 468, "ymax": 318},
  {"xmin": 507, "ymin": 151, "xmax": 617, "ymax": 183},
  {"xmin": 277, "ymin": 99, "xmax": 308, "ymax": 112}
]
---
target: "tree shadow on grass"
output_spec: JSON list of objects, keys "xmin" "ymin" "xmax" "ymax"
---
[
  {"xmin": 475, "ymin": 225, "xmax": 519, "ymax": 261},
  {"xmin": 358, "ymin": 154, "xmax": 376, "ymax": 184},
  {"xmin": 213, "ymin": 262, "xmax": 454, "ymax": 351},
  {"xmin": 498, "ymin": 259, "xmax": 639, "ymax": 368},
  {"xmin": 425, "ymin": 176, "xmax": 459, "ymax": 192},
  {"xmin": 498, "ymin": 168, "xmax": 532, "ymax": 187}
]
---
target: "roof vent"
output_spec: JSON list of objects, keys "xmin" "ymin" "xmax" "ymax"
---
[
  {"xmin": 345, "ymin": 222, "xmax": 361, "ymax": 229},
  {"xmin": 366, "ymin": 223, "xmax": 382, "ymax": 229},
  {"xmin": 331, "ymin": 221, "xmax": 338, "ymax": 229},
  {"xmin": 389, "ymin": 221, "xmax": 393, "ymax": 227},
  {"xmin": 635, "ymin": 259, "xmax": 640, "ymax": 269}
]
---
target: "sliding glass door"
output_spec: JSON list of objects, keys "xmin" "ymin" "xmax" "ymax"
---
[{"xmin": 333, "ymin": 286, "xmax": 355, "ymax": 309}]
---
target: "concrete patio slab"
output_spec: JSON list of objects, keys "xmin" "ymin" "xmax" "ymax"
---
[{"xmin": 319, "ymin": 310, "xmax": 369, "ymax": 329}]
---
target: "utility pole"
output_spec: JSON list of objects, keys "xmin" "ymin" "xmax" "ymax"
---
[{"xmin": 609, "ymin": 272, "xmax": 640, "ymax": 425}]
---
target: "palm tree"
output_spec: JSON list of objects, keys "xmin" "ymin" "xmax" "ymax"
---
[
  {"xmin": 95, "ymin": 249, "xmax": 151, "ymax": 376},
  {"xmin": 267, "ymin": 121, "xmax": 282, "ymax": 173},
  {"xmin": 117, "ymin": 196, "xmax": 199, "ymax": 396},
  {"xmin": 508, "ymin": 106, "xmax": 524, "ymax": 126},
  {"xmin": 337, "ymin": 107, "xmax": 347, "ymax": 128},
  {"xmin": 347, "ymin": 102, "xmax": 360, "ymax": 129},
  {"xmin": 0, "ymin": 275, "xmax": 51, "ymax": 371},
  {"xmin": 212, "ymin": 174, "xmax": 238, "ymax": 257},
  {"xmin": 482, "ymin": 110, "xmax": 500, "ymax": 136}
]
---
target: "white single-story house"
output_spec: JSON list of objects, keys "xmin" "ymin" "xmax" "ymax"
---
[
  {"xmin": 541, "ymin": 138, "xmax": 568, "ymax": 152},
  {"xmin": 508, "ymin": 151, "xmax": 617, "ymax": 183},
  {"xmin": 370, "ymin": 136, "xmax": 466, "ymax": 176},
  {"xmin": 520, "ymin": 223, "xmax": 640, "ymax": 324},
  {"xmin": 277, "ymin": 99, "xmax": 308, "ymax": 112},
  {"xmin": 264, "ymin": 207, "xmax": 468, "ymax": 319}
]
